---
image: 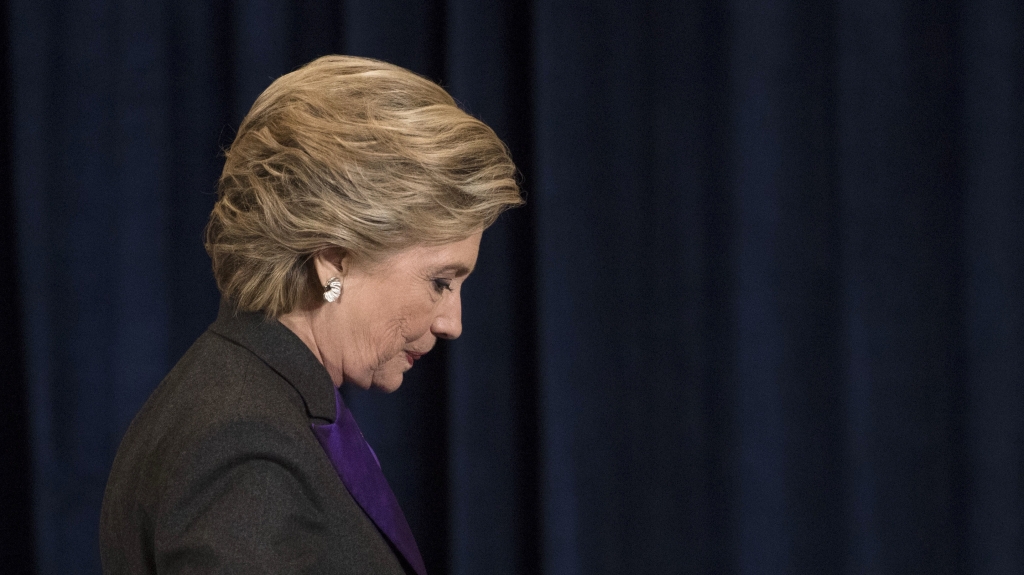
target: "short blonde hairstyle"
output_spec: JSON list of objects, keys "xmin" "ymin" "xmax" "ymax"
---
[{"xmin": 206, "ymin": 55, "xmax": 522, "ymax": 317}]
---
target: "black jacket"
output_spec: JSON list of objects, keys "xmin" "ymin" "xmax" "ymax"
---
[{"xmin": 99, "ymin": 305, "xmax": 411, "ymax": 574}]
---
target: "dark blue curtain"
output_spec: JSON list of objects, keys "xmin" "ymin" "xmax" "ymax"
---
[
  {"xmin": 4, "ymin": 0, "xmax": 1023, "ymax": 574},
  {"xmin": 1, "ymin": 0, "xmax": 35, "ymax": 569}
]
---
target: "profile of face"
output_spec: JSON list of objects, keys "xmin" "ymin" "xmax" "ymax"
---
[{"xmin": 281, "ymin": 232, "xmax": 481, "ymax": 392}]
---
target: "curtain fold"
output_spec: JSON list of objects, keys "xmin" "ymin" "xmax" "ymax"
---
[
  {"xmin": 961, "ymin": 1, "xmax": 1024, "ymax": 573},
  {"xmin": 0, "ymin": 0, "xmax": 34, "ymax": 569}
]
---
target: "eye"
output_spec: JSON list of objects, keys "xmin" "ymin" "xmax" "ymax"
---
[{"xmin": 431, "ymin": 278, "xmax": 453, "ymax": 294}]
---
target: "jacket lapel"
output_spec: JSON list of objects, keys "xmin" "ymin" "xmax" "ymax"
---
[{"xmin": 312, "ymin": 387, "xmax": 427, "ymax": 575}]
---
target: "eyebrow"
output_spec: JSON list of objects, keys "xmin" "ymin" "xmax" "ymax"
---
[{"xmin": 433, "ymin": 264, "xmax": 472, "ymax": 277}]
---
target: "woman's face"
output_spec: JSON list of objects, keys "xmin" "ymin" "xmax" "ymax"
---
[{"xmin": 306, "ymin": 232, "xmax": 481, "ymax": 392}]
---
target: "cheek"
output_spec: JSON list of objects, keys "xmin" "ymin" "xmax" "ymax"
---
[
  {"xmin": 395, "ymin": 303, "xmax": 436, "ymax": 342},
  {"xmin": 351, "ymin": 321, "xmax": 397, "ymax": 374}
]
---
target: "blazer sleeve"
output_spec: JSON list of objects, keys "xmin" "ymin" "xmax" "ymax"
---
[{"xmin": 152, "ymin": 419, "xmax": 335, "ymax": 574}]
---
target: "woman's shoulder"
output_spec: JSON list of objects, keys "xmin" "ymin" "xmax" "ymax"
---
[
  {"xmin": 100, "ymin": 328, "xmax": 382, "ymax": 574},
  {"xmin": 134, "ymin": 329, "xmax": 313, "ymax": 444},
  {"xmin": 102, "ymin": 327, "xmax": 338, "ymax": 534}
]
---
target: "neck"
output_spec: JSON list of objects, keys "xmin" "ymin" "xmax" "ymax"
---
[{"xmin": 278, "ymin": 307, "xmax": 332, "ymax": 382}]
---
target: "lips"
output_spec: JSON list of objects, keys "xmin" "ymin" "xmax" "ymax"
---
[{"xmin": 406, "ymin": 351, "xmax": 424, "ymax": 365}]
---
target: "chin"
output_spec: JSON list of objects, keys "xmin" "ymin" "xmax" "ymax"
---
[
  {"xmin": 372, "ymin": 374, "xmax": 404, "ymax": 393},
  {"xmin": 367, "ymin": 353, "xmax": 412, "ymax": 393}
]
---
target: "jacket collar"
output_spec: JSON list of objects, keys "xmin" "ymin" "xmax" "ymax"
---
[{"xmin": 208, "ymin": 301, "xmax": 337, "ymax": 422}]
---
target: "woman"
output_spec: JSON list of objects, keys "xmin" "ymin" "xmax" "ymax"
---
[{"xmin": 99, "ymin": 55, "xmax": 522, "ymax": 574}]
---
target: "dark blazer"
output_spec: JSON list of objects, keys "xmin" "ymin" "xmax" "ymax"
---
[{"xmin": 100, "ymin": 305, "xmax": 414, "ymax": 574}]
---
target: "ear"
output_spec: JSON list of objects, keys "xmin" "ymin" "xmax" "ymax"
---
[{"xmin": 311, "ymin": 247, "xmax": 350, "ymax": 286}]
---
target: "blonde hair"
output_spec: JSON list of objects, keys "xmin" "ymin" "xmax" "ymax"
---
[{"xmin": 205, "ymin": 55, "xmax": 522, "ymax": 317}]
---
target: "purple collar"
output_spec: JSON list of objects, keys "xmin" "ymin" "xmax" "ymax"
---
[{"xmin": 311, "ymin": 387, "xmax": 427, "ymax": 575}]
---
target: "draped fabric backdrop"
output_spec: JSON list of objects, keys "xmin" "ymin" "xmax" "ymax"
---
[{"xmin": 3, "ymin": 0, "xmax": 1023, "ymax": 574}]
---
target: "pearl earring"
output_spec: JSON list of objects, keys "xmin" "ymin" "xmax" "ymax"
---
[{"xmin": 323, "ymin": 277, "xmax": 342, "ymax": 303}]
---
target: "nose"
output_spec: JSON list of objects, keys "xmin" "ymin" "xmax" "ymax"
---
[{"xmin": 431, "ymin": 291, "xmax": 463, "ymax": 340}]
